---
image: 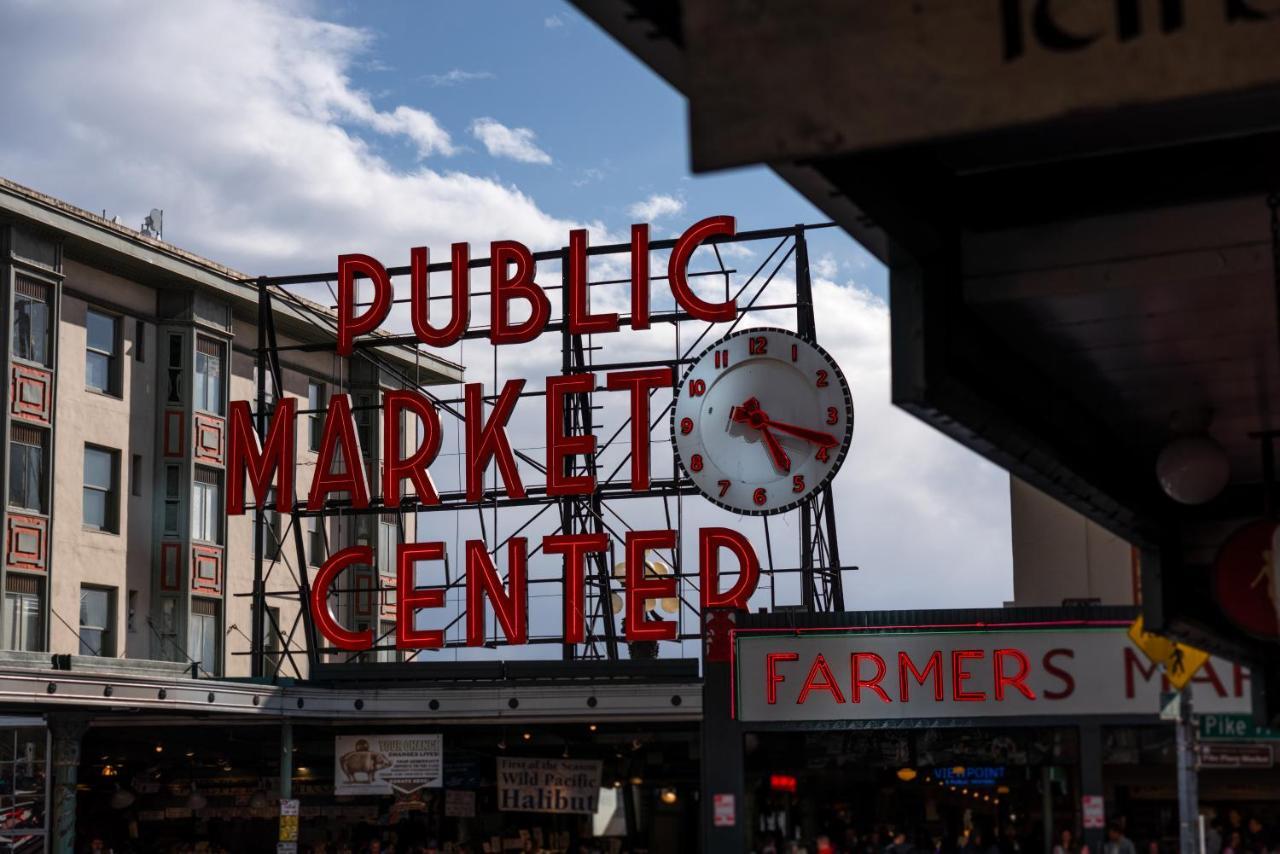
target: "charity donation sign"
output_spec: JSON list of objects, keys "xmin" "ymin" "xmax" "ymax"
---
[
  {"xmin": 334, "ymin": 734, "xmax": 442, "ymax": 795},
  {"xmin": 497, "ymin": 757, "xmax": 602, "ymax": 815},
  {"xmin": 226, "ymin": 216, "xmax": 855, "ymax": 654}
]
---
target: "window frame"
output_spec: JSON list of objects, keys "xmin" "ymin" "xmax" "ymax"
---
[
  {"xmin": 84, "ymin": 307, "xmax": 121, "ymax": 396},
  {"xmin": 77, "ymin": 585, "xmax": 115, "ymax": 657},
  {"xmin": 307, "ymin": 380, "xmax": 326, "ymax": 452},
  {"xmin": 3, "ymin": 575, "xmax": 43, "ymax": 653},
  {"xmin": 191, "ymin": 467, "xmax": 223, "ymax": 545},
  {"xmin": 8, "ymin": 426, "xmax": 47, "ymax": 514},
  {"xmin": 194, "ymin": 336, "xmax": 225, "ymax": 416},
  {"xmin": 12, "ymin": 277, "xmax": 51, "ymax": 367},
  {"xmin": 82, "ymin": 444, "xmax": 120, "ymax": 533}
]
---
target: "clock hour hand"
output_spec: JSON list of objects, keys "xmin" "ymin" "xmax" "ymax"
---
[
  {"xmin": 732, "ymin": 397, "xmax": 838, "ymax": 449},
  {"xmin": 729, "ymin": 398, "xmax": 792, "ymax": 472}
]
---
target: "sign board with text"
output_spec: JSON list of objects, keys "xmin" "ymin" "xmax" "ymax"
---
[
  {"xmin": 497, "ymin": 757, "xmax": 601, "ymax": 815},
  {"xmin": 334, "ymin": 734, "xmax": 442, "ymax": 795},
  {"xmin": 734, "ymin": 626, "xmax": 1251, "ymax": 723},
  {"xmin": 1200, "ymin": 714, "xmax": 1280, "ymax": 742}
]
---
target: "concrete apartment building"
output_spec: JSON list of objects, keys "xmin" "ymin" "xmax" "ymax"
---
[{"xmin": 0, "ymin": 178, "xmax": 459, "ymax": 680}]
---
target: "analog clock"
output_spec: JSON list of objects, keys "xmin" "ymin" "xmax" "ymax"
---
[{"xmin": 672, "ymin": 327, "xmax": 853, "ymax": 515}]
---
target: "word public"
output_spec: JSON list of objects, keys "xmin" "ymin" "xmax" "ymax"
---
[{"xmin": 226, "ymin": 216, "xmax": 763, "ymax": 650}]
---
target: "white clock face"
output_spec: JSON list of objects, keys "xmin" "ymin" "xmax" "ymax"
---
[{"xmin": 671, "ymin": 327, "xmax": 853, "ymax": 515}]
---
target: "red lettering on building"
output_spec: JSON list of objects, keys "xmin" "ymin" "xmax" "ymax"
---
[
  {"xmin": 951, "ymin": 649, "xmax": 987, "ymax": 701},
  {"xmin": 851, "ymin": 652, "xmax": 891, "ymax": 703},
  {"xmin": 226, "ymin": 398, "xmax": 294, "ymax": 515},
  {"xmin": 993, "ymin": 648, "xmax": 1036, "ymax": 700},
  {"xmin": 624, "ymin": 530, "xmax": 677, "ymax": 642},
  {"xmin": 464, "ymin": 380, "xmax": 526, "ymax": 502},
  {"xmin": 465, "ymin": 539, "xmax": 528, "ymax": 646},
  {"xmin": 797, "ymin": 653, "xmax": 846, "ymax": 704},
  {"xmin": 699, "ymin": 527, "xmax": 761, "ymax": 610},
  {"xmin": 396, "ymin": 542, "xmax": 447, "ymax": 649},
  {"xmin": 1042, "ymin": 648, "xmax": 1076, "ymax": 699},
  {"xmin": 543, "ymin": 533, "xmax": 608, "ymax": 645},
  {"xmin": 307, "ymin": 394, "xmax": 370, "ymax": 511},
  {"xmin": 898, "ymin": 650, "xmax": 943, "ymax": 701},
  {"xmin": 766, "ymin": 652, "xmax": 799, "ymax": 705}
]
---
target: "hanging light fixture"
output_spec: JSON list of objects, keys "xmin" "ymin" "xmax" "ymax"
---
[
  {"xmin": 109, "ymin": 785, "xmax": 136, "ymax": 810},
  {"xmin": 1157, "ymin": 434, "xmax": 1230, "ymax": 505},
  {"xmin": 659, "ymin": 788, "xmax": 678, "ymax": 805},
  {"xmin": 895, "ymin": 768, "xmax": 918, "ymax": 782}
]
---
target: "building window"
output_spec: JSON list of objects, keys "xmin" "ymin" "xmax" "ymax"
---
[
  {"xmin": 189, "ymin": 598, "xmax": 220, "ymax": 677},
  {"xmin": 307, "ymin": 518, "xmax": 326, "ymax": 566},
  {"xmin": 377, "ymin": 620, "xmax": 398, "ymax": 663},
  {"xmin": 166, "ymin": 333, "xmax": 183, "ymax": 404},
  {"xmin": 377, "ymin": 518, "xmax": 398, "ymax": 576},
  {"xmin": 78, "ymin": 586, "xmax": 114, "ymax": 657},
  {"xmin": 134, "ymin": 318, "xmax": 145, "ymax": 362},
  {"xmin": 85, "ymin": 308, "xmax": 119, "ymax": 394},
  {"xmin": 163, "ymin": 465, "xmax": 181, "ymax": 535},
  {"xmin": 12, "ymin": 277, "xmax": 50, "ymax": 366},
  {"xmin": 308, "ymin": 381, "xmax": 325, "ymax": 451},
  {"xmin": 8, "ymin": 425, "xmax": 46, "ymax": 513},
  {"xmin": 3, "ymin": 575, "xmax": 42, "ymax": 652},
  {"xmin": 83, "ymin": 445, "xmax": 119, "ymax": 533},
  {"xmin": 194, "ymin": 337, "xmax": 224, "ymax": 415},
  {"xmin": 192, "ymin": 467, "xmax": 222, "ymax": 544},
  {"xmin": 264, "ymin": 606, "xmax": 281, "ymax": 674}
]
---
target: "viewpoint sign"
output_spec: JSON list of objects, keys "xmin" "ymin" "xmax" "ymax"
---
[{"xmin": 733, "ymin": 625, "xmax": 1252, "ymax": 723}]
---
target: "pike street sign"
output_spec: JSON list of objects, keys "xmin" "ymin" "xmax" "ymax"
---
[{"xmin": 1199, "ymin": 713, "xmax": 1280, "ymax": 742}]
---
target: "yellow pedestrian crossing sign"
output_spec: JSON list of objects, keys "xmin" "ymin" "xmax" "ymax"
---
[{"xmin": 1128, "ymin": 616, "xmax": 1210, "ymax": 691}]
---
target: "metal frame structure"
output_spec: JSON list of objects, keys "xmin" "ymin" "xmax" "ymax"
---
[{"xmin": 242, "ymin": 223, "xmax": 851, "ymax": 678}]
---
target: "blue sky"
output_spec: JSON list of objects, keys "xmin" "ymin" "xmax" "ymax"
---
[{"xmin": 330, "ymin": 0, "xmax": 884, "ymax": 294}]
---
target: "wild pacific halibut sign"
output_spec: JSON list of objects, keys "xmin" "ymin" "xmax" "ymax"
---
[{"xmin": 497, "ymin": 757, "xmax": 602, "ymax": 815}]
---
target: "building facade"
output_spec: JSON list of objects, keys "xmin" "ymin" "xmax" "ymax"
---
[{"xmin": 0, "ymin": 178, "xmax": 458, "ymax": 681}]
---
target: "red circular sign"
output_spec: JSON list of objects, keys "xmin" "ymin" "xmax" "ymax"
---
[{"xmin": 1213, "ymin": 519, "xmax": 1280, "ymax": 641}]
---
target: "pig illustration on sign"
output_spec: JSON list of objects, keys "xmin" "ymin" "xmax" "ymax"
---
[{"xmin": 339, "ymin": 739, "xmax": 393, "ymax": 784}]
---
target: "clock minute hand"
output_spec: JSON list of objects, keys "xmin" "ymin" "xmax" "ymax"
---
[
  {"xmin": 758, "ymin": 417, "xmax": 838, "ymax": 448},
  {"xmin": 730, "ymin": 399, "xmax": 792, "ymax": 473}
]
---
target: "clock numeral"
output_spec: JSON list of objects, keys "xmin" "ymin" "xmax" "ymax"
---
[
  {"xmin": 752, "ymin": 487, "xmax": 768, "ymax": 506},
  {"xmin": 816, "ymin": 369, "xmax": 829, "ymax": 388},
  {"xmin": 791, "ymin": 343, "xmax": 798, "ymax": 362},
  {"xmin": 826, "ymin": 407, "xmax": 839, "ymax": 425},
  {"xmin": 792, "ymin": 475, "xmax": 806, "ymax": 493},
  {"xmin": 680, "ymin": 417, "xmax": 694, "ymax": 435},
  {"xmin": 717, "ymin": 479, "xmax": 731, "ymax": 498},
  {"xmin": 714, "ymin": 349, "xmax": 730, "ymax": 369},
  {"xmin": 690, "ymin": 454, "xmax": 704, "ymax": 472},
  {"xmin": 815, "ymin": 446, "xmax": 830, "ymax": 463},
  {"xmin": 749, "ymin": 336, "xmax": 768, "ymax": 355},
  {"xmin": 689, "ymin": 378, "xmax": 706, "ymax": 397}
]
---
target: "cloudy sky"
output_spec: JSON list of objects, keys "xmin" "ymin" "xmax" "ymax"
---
[{"xmin": 0, "ymin": 0, "xmax": 1013, "ymax": 653}]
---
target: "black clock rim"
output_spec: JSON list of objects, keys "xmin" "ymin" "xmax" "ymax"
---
[{"xmin": 669, "ymin": 326, "xmax": 855, "ymax": 517}]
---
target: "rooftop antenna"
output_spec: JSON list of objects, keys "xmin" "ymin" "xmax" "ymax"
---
[{"xmin": 141, "ymin": 208, "xmax": 163, "ymax": 240}]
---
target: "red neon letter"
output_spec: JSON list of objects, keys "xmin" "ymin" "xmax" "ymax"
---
[
  {"xmin": 383, "ymin": 390, "xmax": 442, "ymax": 506},
  {"xmin": 546, "ymin": 373, "xmax": 597, "ymax": 496},
  {"xmin": 397, "ymin": 541, "xmax": 446, "ymax": 649},
  {"xmin": 307, "ymin": 394, "xmax": 369, "ymax": 511},
  {"xmin": 668, "ymin": 215, "xmax": 736, "ymax": 322},
  {"xmin": 898, "ymin": 650, "xmax": 943, "ymax": 701},
  {"xmin": 410, "ymin": 243, "xmax": 470, "ymax": 347},
  {"xmin": 490, "ymin": 240, "xmax": 551, "ymax": 345},
  {"xmin": 993, "ymin": 648, "xmax": 1036, "ymax": 700},
  {"xmin": 624, "ymin": 530, "xmax": 677, "ymax": 642},
  {"xmin": 567, "ymin": 229, "xmax": 620, "ymax": 335},
  {"xmin": 1043, "ymin": 649, "xmax": 1076, "ymax": 699},
  {"xmin": 227, "ymin": 398, "xmax": 295, "ymax": 515},
  {"xmin": 797, "ymin": 653, "xmax": 846, "ymax": 704},
  {"xmin": 465, "ymin": 380, "xmax": 526, "ymax": 502},
  {"xmin": 766, "ymin": 652, "xmax": 799, "ymax": 704},
  {"xmin": 952, "ymin": 650, "xmax": 987, "ymax": 701},
  {"xmin": 630, "ymin": 224, "xmax": 650, "ymax": 330},
  {"xmin": 337, "ymin": 254, "xmax": 393, "ymax": 356},
  {"xmin": 852, "ymin": 652, "xmax": 891, "ymax": 703},
  {"xmin": 465, "ymin": 539, "xmax": 528, "ymax": 646},
  {"xmin": 544, "ymin": 533, "xmax": 608, "ymax": 645},
  {"xmin": 700, "ymin": 527, "xmax": 760, "ymax": 610},
  {"xmin": 606, "ymin": 367, "xmax": 673, "ymax": 491},
  {"xmin": 1123, "ymin": 647, "xmax": 1163, "ymax": 697},
  {"xmin": 311, "ymin": 546, "xmax": 374, "ymax": 651}
]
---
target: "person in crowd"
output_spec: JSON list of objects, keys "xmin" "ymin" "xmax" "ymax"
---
[
  {"xmin": 884, "ymin": 830, "xmax": 914, "ymax": 854},
  {"xmin": 1205, "ymin": 816, "xmax": 1224, "ymax": 854},
  {"xmin": 1246, "ymin": 817, "xmax": 1268, "ymax": 852},
  {"xmin": 1224, "ymin": 830, "xmax": 1244, "ymax": 854},
  {"xmin": 1053, "ymin": 828, "xmax": 1085, "ymax": 854},
  {"xmin": 1103, "ymin": 823, "xmax": 1136, "ymax": 854}
]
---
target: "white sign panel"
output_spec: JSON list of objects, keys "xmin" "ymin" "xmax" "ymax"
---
[
  {"xmin": 497, "ymin": 757, "xmax": 601, "ymax": 814},
  {"xmin": 734, "ymin": 627, "xmax": 1251, "ymax": 722},
  {"xmin": 334, "ymin": 734, "xmax": 442, "ymax": 795}
]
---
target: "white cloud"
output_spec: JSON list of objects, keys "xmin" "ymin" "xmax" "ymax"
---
[
  {"xmin": 627, "ymin": 193, "xmax": 684, "ymax": 221},
  {"xmin": 0, "ymin": 0, "xmax": 585, "ymax": 273},
  {"xmin": 424, "ymin": 69, "xmax": 495, "ymax": 87},
  {"xmin": 544, "ymin": 14, "xmax": 565, "ymax": 28},
  {"xmin": 469, "ymin": 118, "xmax": 553, "ymax": 165},
  {"xmin": 813, "ymin": 252, "xmax": 839, "ymax": 279}
]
